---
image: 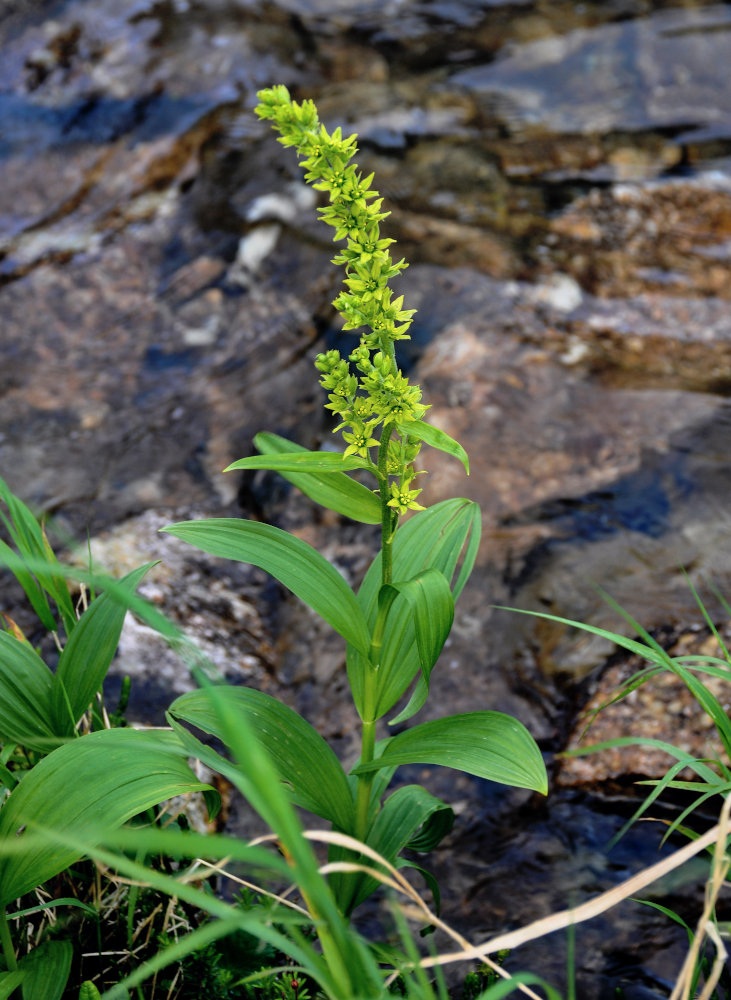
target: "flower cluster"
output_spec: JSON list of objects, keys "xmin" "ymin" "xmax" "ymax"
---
[{"xmin": 256, "ymin": 85, "xmax": 426, "ymax": 512}]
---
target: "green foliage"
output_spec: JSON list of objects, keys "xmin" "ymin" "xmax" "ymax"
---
[
  {"xmin": 352, "ymin": 713, "xmax": 548, "ymax": 794},
  {"xmin": 0, "ymin": 477, "xmax": 75, "ymax": 636},
  {"xmin": 169, "ymin": 688, "xmax": 355, "ymax": 831},
  {"xmin": 0, "ymin": 494, "xmax": 219, "ymax": 997},
  {"xmin": 162, "ymin": 519, "xmax": 371, "ymax": 658},
  {"xmin": 0, "ymin": 727, "xmax": 211, "ymax": 908}
]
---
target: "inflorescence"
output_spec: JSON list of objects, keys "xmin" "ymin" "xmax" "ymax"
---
[{"xmin": 255, "ymin": 85, "xmax": 427, "ymax": 513}]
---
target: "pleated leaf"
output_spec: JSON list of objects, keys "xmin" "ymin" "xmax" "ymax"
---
[
  {"xmin": 170, "ymin": 687, "xmax": 355, "ymax": 831},
  {"xmin": 20, "ymin": 940, "xmax": 73, "ymax": 1000},
  {"xmin": 0, "ymin": 631, "xmax": 56, "ymax": 751},
  {"xmin": 0, "ymin": 727, "xmax": 211, "ymax": 908},
  {"xmin": 0, "ymin": 971, "xmax": 25, "ymax": 999},
  {"xmin": 347, "ymin": 499, "xmax": 480, "ymax": 719},
  {"xmin": 174, "ymin": 678, "xmax": 383, "ymax": 998},
  {"xmin": 334, "ymin": 784, "xmax": 453, "ymax": 914},
  {"xmin": 78, "ymin": 984, "xmax": 101, "ymax": 1000},
  {"xmin": 377, "ymin": 570, "xmax": 454, "ymax": 726},
  {"xmin": 250, "ymin": 432, "xmax": 382, "ymax": 524},
  {"xmin": 396, "ymin": 419, "xmax": 470, "ymax": 474},
  {"xmin": 50, "ymin": 563, "xmax": 154, "ymax": 735},
  {"xmin": 225, "ymin": 450, "xmax": 368, "ymax": 473},
  {"xmin": 162, "ymin": 518, "xmax": 371, "ymax": 656},
  {"xmin": 351, "ymin": 712, "xmax": 548, "ymax": 794}
]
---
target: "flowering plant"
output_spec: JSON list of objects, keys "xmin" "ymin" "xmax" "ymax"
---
[{"xmin": 164, "ymin": 86, "xmax": 547, "ymax": 916}]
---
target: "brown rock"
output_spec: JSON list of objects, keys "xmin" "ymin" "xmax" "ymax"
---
[
  {"xmin": 558, "ymin": 623, "xmax": 731, "ymax": 786},
  {"xmin": 546, "ymin": 178, "xmax": 731, "ymax": 298}
]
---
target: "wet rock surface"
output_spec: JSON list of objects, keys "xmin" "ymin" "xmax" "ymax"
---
[{"xmin": 2, "ymin": 0, "xmax": 731, "ymax": 994}]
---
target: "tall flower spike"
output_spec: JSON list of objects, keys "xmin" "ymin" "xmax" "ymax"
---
[{"xmin": 256, "ymin": 86, "xmax": 426, "ymax": 507}]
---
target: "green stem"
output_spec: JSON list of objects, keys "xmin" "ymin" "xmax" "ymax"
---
[
  {"xmin": 377, "ymin": 422, "xmax": 396, "ymax": 588},
  {"xmin": 354, "ymin": 718, "xmax": 376, "ymax": 842},
  {"xmin": 0, "ymin": 908, "xmax": 17, "ymax": 972},
  {"xmin": 353, "ymin": 424, "xmax": 398, "ymax": 844}
]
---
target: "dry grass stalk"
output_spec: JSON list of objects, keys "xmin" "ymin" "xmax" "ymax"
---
[
  {"xmin": 413, "ymin": 808, "xmax": 731, "ymax": 969},
  {"xmin": 670, "ymin": 794, "xmax": 730, "ymax": 1000}
]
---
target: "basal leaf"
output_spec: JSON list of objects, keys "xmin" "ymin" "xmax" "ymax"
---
[
  {"xmin": 170, "ymin": 687, "xmax": 355, "ymax": 831},
  {"xmin": 252, "ymin": 432, "xmax": 382, "ymax": 524},
  {"xmin": 0, "ymin": 728, "xmax": 211, "ymax": 908},
  {"xmin": 0, "ymin": 631, "xmax": 56, "ymax": 751},
  {"xmin": 351, "ymin": 712, "xmax": 548, "ymax": 794},
  {"xmin": 50, "ymin": 563, "xmax": 154, "ymax": 735},
  {"xmin": 162, "ymin": 518, "xmax": 371, "ymax": 656},
  {"xmin": 396, "ymin": 419, "xmax": 470, "ymax": 474},
  {"xmin": 174, "ymin": 676, "xmax": 382, "ymax": 998},
  {"xmin": 20, "ymin": 940, "xmax": 73, "ymax": 1000}
]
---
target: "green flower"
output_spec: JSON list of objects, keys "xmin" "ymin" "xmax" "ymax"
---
[
  {"xmin": 342, "ymin": 421, "xmax": 379, "ymax": 459},
  {"xmin": 386, "ymin": 482, "xmax": 425, "ymax": 515}
]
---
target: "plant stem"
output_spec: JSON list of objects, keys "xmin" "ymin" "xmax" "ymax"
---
[
  {"xmin": 377, "ymin": 422, "xmax": 396, "ymax": 588},
  {"xmin": 0, "ymin": 908, "xmax": 17, "ymax": 972},
  {"xmin": 353, "ymin": 423, "xmax": 398, "ymax": 844},
  {"xmin": 354, "ymin": 718, "xmax": 376, "ymax": 842}
]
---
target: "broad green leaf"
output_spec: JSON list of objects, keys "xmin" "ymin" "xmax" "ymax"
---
[
  {"xmin": 0, "ymin": 727, "xmax": 211, "ymax": 908},
  {"xmin": 50, "ymin": 563, "xmax": 154, "ymax": 735},
  {"xmin": 162, "ymin": 518, "xmax": 371, "ymax": 656},
  {"xmin": 79, "ymin": 984, "xmax": 102, "ymax": 1000},
  {"xmin": 351, "ymin": 712, "xmax": 548, "ymax": 794},
  {"xmin": 170, "ymin": 687, "xmax": 355, "ymax": 831},
  {"xmin": 367, "ymin": 782, "xmax": 452, "ymax": 866},
  {"xmin": 225, "ymin": 451, "xmax": 368, "ymax": 473},
  {"xmin": 252, "ymin": 432, "xmax": 382, "ymax": 524},
  {"xmin": 332, "ymin": 784, "xmax": 453, "ymax": 914},
  {"xmin": 20, "ymin": 940, "xmax": 72, "ymax": 1000},
  {"xmin": 396, "ymin": 420, "xmax": 469, "ymax": 474},
  {"xmin": 0, "ymin": 971, "xmax": 25, "ymax": 999},
  {"xmin": 0, "ymin": 631, "xmax": 56, "ymax": 751},
  {"xmin": 173, "ymin": 677, "xmax": 383, "ymax": 1000},
  {"xmin": 347, "ymin": 499, "xmax": 480, "ymax": 719},
  {"xmin": 379, "ymin": 571, "xmax": 454, "ymax": 726}
]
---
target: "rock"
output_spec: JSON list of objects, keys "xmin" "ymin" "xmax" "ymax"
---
[
  {"xmin": 453, "ymin": 7, "xmax": 731, "ymax": 144},
  {"xmin": 558, "ymin": 622, "xmax": 731, "ymax": 786},
  {"xmin": 545, "ymin": 176, "xmax": 731, "ymax": 298}
]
